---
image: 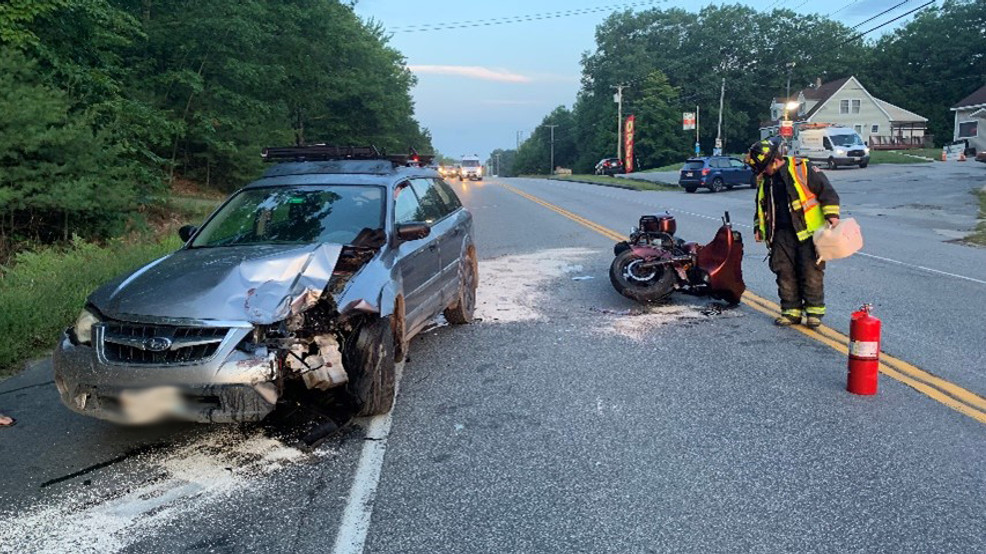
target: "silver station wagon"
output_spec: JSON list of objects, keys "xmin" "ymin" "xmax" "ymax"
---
[{"xmin": 54, "ymin": 146, "xmax": 477, "ymax": 424}]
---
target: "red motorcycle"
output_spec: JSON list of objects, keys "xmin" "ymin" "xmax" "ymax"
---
[{"xmin": 609, "ymin": 212, "xmax": 745, "ymax": 304}]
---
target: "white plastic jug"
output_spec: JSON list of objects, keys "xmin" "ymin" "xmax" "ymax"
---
[{"xmin": 813, "ymin": 218, "xmax": 863, "ymax": 263}]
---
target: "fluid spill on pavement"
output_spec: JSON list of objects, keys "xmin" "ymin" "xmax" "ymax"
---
[
  {"xmin": 475, "ymin": 248, "xmax": 597, "ymax": 322},
  {"xmin": 0, "ymin": 428, "xmax": 335, "ymax": 554},
  {"xmin": 593, "ymin": 302, "xmax": 740, "ymax": 341}
]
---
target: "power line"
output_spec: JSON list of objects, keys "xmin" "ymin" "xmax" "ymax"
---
[
  {"xmin": 847, "ymin": 0, "xmax": 911, "ymax": 31},
  {"xmin": 389, "ymin": 1, "xmax": 661, "ymax": 33},
  {"xmin": 841, "ymin": 0, "xmax": 936, "ymax": 44},
  {"xmin": 828, "ymin": 0, "xmax": 865, "ymax": 18}
]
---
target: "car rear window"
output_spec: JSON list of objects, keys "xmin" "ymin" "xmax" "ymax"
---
[{"xmin": 683, "ymin": 160, "xmax": 705, "ymax": 170}]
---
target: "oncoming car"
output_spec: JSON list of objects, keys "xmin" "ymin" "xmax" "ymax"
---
[
  {"xmin": 54, "ymin": 145, "xmax": 477, "ymax": 424},
  {"xmin": 459, "ymin": 155, "xmax": 483, "ymax": 181}
]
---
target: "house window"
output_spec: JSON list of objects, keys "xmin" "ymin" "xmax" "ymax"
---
[
  {"xmin": 851, "ymin": 99, "xmax": 861, "ymax": 114},
  {"xmin": 958, "ymin": 121, "xmax": 979, "ymax": 138},
  {"xmin": 840, "ymin": 100, "xmax": 849, "ymax": 114},
  {"xmin": 871, "ymin": 124, "xmax": 880, "ymax": 134},
  {"xmin": 854, "ymin": 125, "xmax": 863, "ymax": 135}
]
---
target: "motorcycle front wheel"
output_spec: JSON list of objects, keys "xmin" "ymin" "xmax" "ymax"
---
[{"xmin": 609, "ymin": 250, "xmax": 676, "ymax": 303}]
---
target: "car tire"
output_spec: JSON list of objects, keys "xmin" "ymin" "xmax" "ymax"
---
[
  {"xmin": 827, "ymin": 157, "xmax": 837, "ymax": 170},
  {"xmin": 859, "ymin": 161, "xmax": 868, "ymax": 168},
  {"xmin": 685, "ymin": 187, "xmax": 697, "ymax": 193},
  {"xmin": 444, "ymin": 250, "xmax": 477, "ymax": 324},
  {"xmin": 346, "ymin": 317, "xmax": 396, "ymax": 416},
  {"xmin": 710, "ymin": 177, "xmax": 725, "ymax": 193}
]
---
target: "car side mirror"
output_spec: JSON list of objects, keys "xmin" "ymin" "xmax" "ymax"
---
[
  {"xmin": 178, "ymin": 225, "xmax": 197, "ymax": 242},
  {"xmin": 396, "ymin": 222, "xmax": 430, "ymax": 242}
]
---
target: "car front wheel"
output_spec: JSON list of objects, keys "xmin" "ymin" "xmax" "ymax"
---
[
  {"xmin": 346, "ymin": 317, "xmax": 396, "ymax": 416},
  {"xmin": 827, "ymin": 157, "xmax": 837, "ymax": 170},
  {"xmin": 710, "ymin": 177, "xmax": 725, "ymax": 193}
]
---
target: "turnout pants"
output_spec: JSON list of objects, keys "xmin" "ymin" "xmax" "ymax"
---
[{"xmin": 769, "ymin": 227, "xmax": 825, "ymax": 318}]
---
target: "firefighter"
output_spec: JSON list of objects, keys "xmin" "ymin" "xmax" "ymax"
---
[{"xmin": 746, "ymin": 136, "xmax": 840, "ymax": 328}]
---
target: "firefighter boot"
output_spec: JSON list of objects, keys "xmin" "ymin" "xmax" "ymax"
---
[
  {"xmin": 775, "ymin": 309, "xmax": 802, "ymax": 326},
  {"xmin": 805, "ymin": 316, "xmax": 822, "ymax": 329}
]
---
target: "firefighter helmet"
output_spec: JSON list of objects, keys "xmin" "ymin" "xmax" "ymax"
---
[{"xmin": 746, "ymin": 136, "xmax": 784, "ymax": 174}]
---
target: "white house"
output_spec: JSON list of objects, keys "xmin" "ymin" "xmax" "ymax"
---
[
  {"xmin": 951, "ymin": 83, "xmax": 985, "ymax": 153},
  {"xmin": 762, "ymin": 76, "xmax": 930, "ymax": 149}
]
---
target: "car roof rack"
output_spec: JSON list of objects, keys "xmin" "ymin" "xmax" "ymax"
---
[{"xmin": 261, "ymin": 145, "xmax": 434, "ymax": 167}]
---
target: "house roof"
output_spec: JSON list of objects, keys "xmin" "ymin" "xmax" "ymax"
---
[
  {"xmin": 801, "ymin": 77, "xmax": 852, "ymax": 119},
  {"xmin": 875, "ymin": 99, "xmax": 928, "ymax": 123},
  {"xmin": 953, "ymin": 84, "xmax": 986, "ymax": 109},
  {"xmin": 802, "ymin": 77, "xmax": 850, "ymax": 102}
]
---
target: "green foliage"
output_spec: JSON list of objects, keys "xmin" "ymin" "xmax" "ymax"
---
[
  {"xmin": 0, "ymin": 47, "xmax": 139, "ymax": 246},
  {"xmin": 0, "ymin": 0, "xmax": 432, "ymax": 256},
  {"xmin": 862, "ymin": 0, "xmax": 986, "ymax": 146},
  {"xmin": 513, "ymin": 106, "xmax": 577, "ymax": 174},
  {"xmin": 0, "ymin": 235, "xmax": 182, "ymax": 377},
  {"xmin": 487, "ymin": 148, "xmax": 518, "ymax": 177}
]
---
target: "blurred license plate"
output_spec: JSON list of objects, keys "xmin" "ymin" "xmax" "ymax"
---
[{"xmin": 686, "ymin": 172, "xmax": 693, "ymax": 177}]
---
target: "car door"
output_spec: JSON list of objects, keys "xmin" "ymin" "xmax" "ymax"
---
[
  {"xmin": 394, "ymin": 181, "xmax": 441, "ymax": 327},
  {"xmin": 407, "ymin": 178, "xmax": 456, "ymax": 321},
  {"xmin": 728, "ymin": 158, "xmax": 749, "ymax": 185},
  {"xmin": 430, "ymin": 178, "xmax": 467, "ymax": 304}
]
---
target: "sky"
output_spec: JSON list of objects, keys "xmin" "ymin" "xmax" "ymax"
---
[{"xmin": 353, "ymin": 0, "xmax": 920, "ymax": 160}]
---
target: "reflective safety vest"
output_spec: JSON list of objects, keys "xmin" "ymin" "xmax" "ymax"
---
[{"xmin": 756, "ymin": 157, "xmax": 829, "ymax": 242}]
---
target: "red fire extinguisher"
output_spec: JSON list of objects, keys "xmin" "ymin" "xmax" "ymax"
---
[{"xmin": 847, "ymin": 304, "xmax": 881, "ymax": 395}]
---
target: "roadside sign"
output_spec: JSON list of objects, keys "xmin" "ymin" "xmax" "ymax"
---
[
  {"xmin": 624, "ymin": 115, "xmax": 635, "ymax": 173},
  {"xmin": 779, "ymin": 120, "xmax": 794, "ymax": 138},
  {"xmin": 694, "ymin": 141, "xmax": 700, "ymax": 155},
  {"xmin": 683, "ymin": 112, "xmax": 696, "ymax": 130}
]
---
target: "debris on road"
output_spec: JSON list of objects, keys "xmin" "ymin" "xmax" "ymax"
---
[
  {"xmin": 0, "ymin": 428, "xmax": 325, "ymax": 553},
  {"xmin": 0, "ymin": 412, "xmax": 14, "ymax": 427},
  {"xmin": 593, "ymin": 302, "xmax": 741, "ymax": 341},
  {"xmin": 475, "ymin": 248, "xmax": 596, "ymax": 322}
]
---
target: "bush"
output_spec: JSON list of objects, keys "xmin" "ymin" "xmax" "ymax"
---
[{"xmin": 0, "ymin": 235, "xmax": 182, "ymax": 378}]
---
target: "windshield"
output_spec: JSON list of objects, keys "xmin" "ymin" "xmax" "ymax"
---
[
  {"xmin": 462, "ymin": 160, "xmax": 480, "ymax": 167},
  {"xmin": 191, "ymin": 185, "xmax": 384, "ymax": 248},
  {"xmin": 831, "ymin": 133, "xmax": 864, "ymax": 147}
]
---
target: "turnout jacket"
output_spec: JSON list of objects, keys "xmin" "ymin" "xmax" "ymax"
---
[{"xmin": 755, "ymin": 156, "xmax": 840, "ymax": 244}]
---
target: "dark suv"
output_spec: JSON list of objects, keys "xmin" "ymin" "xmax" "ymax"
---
[
  {"xmin": 595, "ymin": 157, "xmax": 625, "ymax": 176},
  {"xmin": 54, "ymin": 145, "xmax": 477, "ymax": 424},
  {"xmin": 678, "ymin": 156, "xmax": 755, "ymax": 193}
]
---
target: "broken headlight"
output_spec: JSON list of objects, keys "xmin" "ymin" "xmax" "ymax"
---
[{"xmin": 73, "ymin": 308, "xmax": 100, "ymax": 345}]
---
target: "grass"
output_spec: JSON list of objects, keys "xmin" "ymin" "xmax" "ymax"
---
[
  {"xmin": 868, "ymin": 150, "xmax": 938, "ymax": 165},
  {"xmin": 0, "ymin": 193, "xmax": 222, "ymax": 380},
  {"xmin": 548, "ymin": 174, "xmax": 677, "ymax": 191},
  {"xmin": 967, "ymin": 189, "xmax": 986, "ymax": 246},
  {"xmin": 641, "ymin": 162, "xmax": 684, "ymax": 173}
]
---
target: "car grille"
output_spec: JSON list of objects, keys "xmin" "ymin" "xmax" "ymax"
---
[
  {"xmin": 848, "ymin": 149, "xmax": 865, "ymax": 157},
  {"xmin": 100, "ymin": 322, "xmax": 230, "ymax": 365}
]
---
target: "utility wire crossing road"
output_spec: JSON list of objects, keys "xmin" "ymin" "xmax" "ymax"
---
[{"xmin": 498, "ymin": 181, "xmax": 986, "ymax": 426}]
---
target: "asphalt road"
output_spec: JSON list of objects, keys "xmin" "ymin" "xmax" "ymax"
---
[{"xmin": 2, "ymin": 162, "xmax": 985, "ymax": 553}]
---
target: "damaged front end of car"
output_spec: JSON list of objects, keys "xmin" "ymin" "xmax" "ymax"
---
[{"xmin": 53, "ymin": 241, "xmax": 393, "ymax": 424}]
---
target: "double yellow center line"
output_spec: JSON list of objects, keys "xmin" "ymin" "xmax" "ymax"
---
[{"xmin": 499, "ymin": 181, "xmax": 986, "ymax": 426}]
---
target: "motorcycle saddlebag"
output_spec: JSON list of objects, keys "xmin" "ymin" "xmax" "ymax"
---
[{"xmin": 639, "ymin": 213, "xmax": 676, "ymax": 235}]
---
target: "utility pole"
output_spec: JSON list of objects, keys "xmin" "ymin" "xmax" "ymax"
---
[
  {"xmin": 516, "ymin": 130, "xmax": 525, "ymax": 149},
  {"xmin": 695, "ymin": 104, "xmax": 700, "ymax": 156},
  {"xmin": 495, "ymin": 152, "xmax": 501, "ymax": 176},
  {"xmin": 546, "ymin": 124, "xmax": 559, "ymax": 174},
  {"xmin": 785, "ymin": 61, "xmax": 796, "ymax": 102},
  {"xmin": 612, "ymin": 84, "xmax": 629, "ymax": 160},
  {"xmin": 715, "ymin": 78, "xmax": 725, "ymax": 155}
]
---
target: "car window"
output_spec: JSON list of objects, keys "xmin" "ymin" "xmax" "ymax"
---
[
  {"xmin": 729, "ymin": 159, "xmax": 746, "ymax": 168},
  {"xmin": 823, "ymin": 137, "xmax": 833, "ymax": 150},
  {"xmin": 683, "ymin": 160, "xmax": 704, "ymax": 170},
  {"xmin": 394, "ymin": 183, "xmax": 423, "ymax": 225},
  {"xmin": 409, "ymin": 178, "xmax": 448, "ymax": 223},
  {"xmin": 711, "ymin": 158, "xmax": 726, "ymax": 168},
  {"xmin": 191, "ymin": 186, "xmax": 384, "ymax": 247},
  {"xmin": 432, "ymin": 179, "xmax": 462, "ymax": 211}
]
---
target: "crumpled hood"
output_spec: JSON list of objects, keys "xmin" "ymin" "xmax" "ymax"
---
[{"xmin": 89, "ymin": 243, "xmax": 343, "ymax": 324}]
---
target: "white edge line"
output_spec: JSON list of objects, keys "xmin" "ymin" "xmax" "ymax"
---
[
  {"xmin": 331, "ymin": 363, "xmax": 404, "ymax": 554},
  {"xmin": 856, "ymin": 252, "xmax": 986, "ymax": 285}
]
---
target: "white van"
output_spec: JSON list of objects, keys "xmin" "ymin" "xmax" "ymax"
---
[
  {"xmin": 459, "ymin": 155, "xmax": 483, "ymax": 181},
  {"xmin": 793, "ymin": 126, "xmax": 870, "ymax": 169}
]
